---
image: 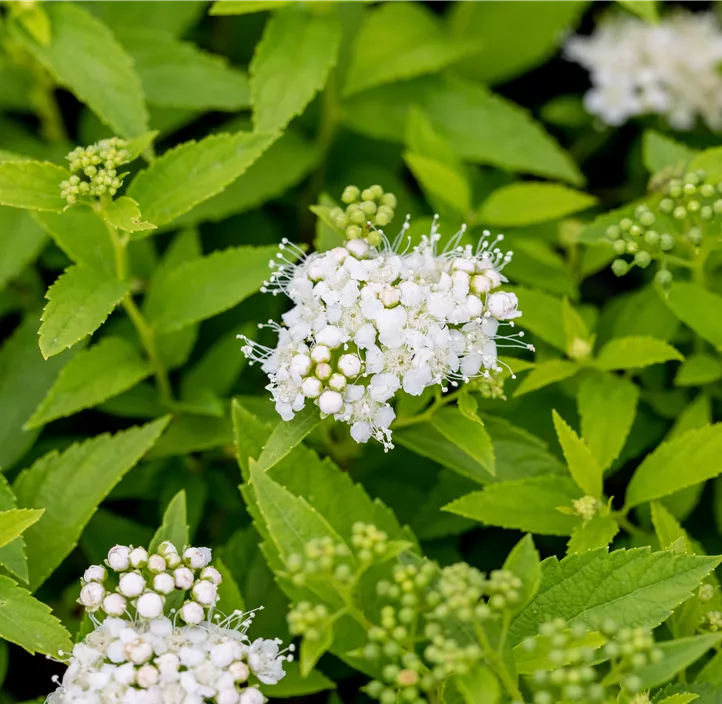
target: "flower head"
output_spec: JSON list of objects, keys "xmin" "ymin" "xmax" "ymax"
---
[
  {"xmin": 47, "ymin": 541, "xmax": 292, "ymax": 704},
  {"xmin": 241, "ymin": 195, "xmax": 530, "ymax": 451}
]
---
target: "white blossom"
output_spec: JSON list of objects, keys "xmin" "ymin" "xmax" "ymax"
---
[
  {"xmin": 241, "ymin": 222, "xmax": 530, "ymax": 450},
  {"xmin": 566, "ymin": 11, "xmax": 722, "ymax": 130}
]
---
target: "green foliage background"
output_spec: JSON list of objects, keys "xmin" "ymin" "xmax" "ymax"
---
[{"xmin": 0, "ymin": 0, "xmax": 722, "ymax": 701}]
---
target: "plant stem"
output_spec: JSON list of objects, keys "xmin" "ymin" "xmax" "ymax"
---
[
  {"xmin": 101, "ymin": 213, "xmax": 174, "ymax": 403},
  {"xmin": 614, "ymin": 512, "xmax": 645, "ymax": 539},
  {"xmin": 392, "ymin": 388, "xmax": 463, "ymax": 429},
  {"xmin": 474, "ymin": 621, "xmax": 522, "ymax": 700}
]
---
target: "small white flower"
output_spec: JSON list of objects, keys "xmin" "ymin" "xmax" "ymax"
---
[
  {"xmin": 82, "ymin": 564, "xmax": 107, "ymax": 584},
  {"xmin": 239, "ymin": 688, "xmax": 265, "ymax": 704},
  {"xmin": 301, "ymin": 377, "xmax": 323, "ymax": 398},
  {"xmin": 108, "ymin": 545, "xmax": 130, "ymax": 572},
  {"xmin": 136, "ymin": 663, "xmax": 159, "ymax": 688},
  {"xmin": 487, "ymin": 291, "xmax": 521, "ymax": 320},
  {"xmin": 152, "ymin": 572, "xmax": 175, "ymax": 595},
  {"xmin": 180, "ymin": 601, "xmax": 205, "ymax": 625},
  {"xmin": 129, "ymin": 547, "xmax": 148, "ymax": 569},
  {"xmin": 318, "ymin": 389, "xmax": 344, "ymax": 415},
  {"xmin": 192, "ymin": 580, "xmax": 218, "ymax": 606},
  {"xmin": 174, "ymin": 567, "xmax": 195, "ymax": 590},
  {"xmin": 147, "ymin": 554, "xmax": 166, "ymax": 573},
  {"xmin": 118, "ymin": 572, "xmax": 146, "ymax": 598},
  {"xmin": 79, "ymin": 582, "xmax": 105, "ymax": 610},
  {"xmin": 247, "ymin": 639, "xmax": 288, "ymax": 685},
  {"xmin": 184, "ymin": 547, "xmax": 212, "ymax": 569},
  {"xmin": 102, "ymin": 593, "xmax": 127, "ymax": 617},
  {"xmin": 200, "ymin": 566, "xmax": 223, "ymax": 585},
  {"xmin": 338, "ymin": 353, "xmax": 362, "ymax": 378},
  {"xmin": 136, "ymin": 592, "xmax": 164, "ymax": 619}
]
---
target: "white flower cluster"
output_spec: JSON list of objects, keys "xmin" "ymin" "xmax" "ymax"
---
[
  {"xmin": 241, "ymin": 217, "xmax": 530, "ymax": 450},
  {"xmin": 47, "ymin": 542, "xmax": 292, "ymax": 704},
  {"xmin": 565, "ymin": 11, "xmax": 722, "ymax": 130}
]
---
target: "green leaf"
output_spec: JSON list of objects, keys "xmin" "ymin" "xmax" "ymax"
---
[
  {"xmin": 128, "ymin": 131, "xmax": 276, "ymax": 228},
  {"xmin": 344, "ymin": 2, "xmax": 477, "ymax": 97},
  {"xmin": 452, "ymin": 667, "xmax": 501, "ymax": 704},
  {"xmin": 0, "ymin": 161, "xmax": 68, "ymax": 212},
  {"xmin": 443, "ymin": 476, "xmax": 582, "ymax": 536},
  {"xmin": 0, "ymin": 509, "xmax": 44, "ymax": 550},
  {"xmin": 404, "ymin": 152, "xmax": 471, "ymax": 216},
  {"xmin": 578, "ymin": 371, "xmax": 639, "ymax": 472},
  {"xmin": 210, "ymin": 1, "xmax": 292, "ymax": 15},
  {"xmin": 32, "ymin": 208, "xmax": 115, "ymax": 273},
  {"xmin": 595, "ymin": 336, "xmax": 683, "ymax": 371},
  {"xmin": 666, "ymin": 282, "xmax": 722, "ymax": 350},
  {"xmin": 675, "ymin": 353, "xmax": 722, "ymax": 387},
  {"xmin": 118, "ymin": 30, "xmax": 250, "ymax": 111},
  {"xmin": 503, "ymin": 534, "xmax": 541, "ymax": 614},
  {"xmin": 509, "ymin": 547, "xmax": 720, "ymax": 644},
  {"xmin": 259, "ymin": 661, "xmax": 335, "ymax": 698},
  {"xmin": 448, "ymin": 1, "xmax": 588, "ymax": 85},
  {"xmin": 562, "ymin": 297, "xmax": 590, "ymax": 354},
  {"xmin": 567, "ymin": 514, "xmax": 619, "ymax": 554},
  {"xmin": 145, "ymin": 245, "xmax": 276, "ymax": 333},
  {"xmin": 618, "ymin": 0, "xmax": 659, "ymax": 22},
  {"xmin": 14, "ymin": 3, "xmax": 148, "ymax": 138},
  {"xmin": 514, "ymin": 287, "xmax": 566, "ymax": 351},
  {"xmin": 87, "ymin": 2, "xmax": 205, "ymax": 37},
  {"xmin": 149, "ymin": 490, "xmax": 189, "ymax": 553},
  {"xmin": 651, "ymin": 501, "xmax": 692, "ymax": 551},
  {"xmin": 250, "ymin": 6, "xmax": 341, "ymax": 133},
  {"xmin": 0, "ymin": 477, "xmax": 29, "ymax": 582},
  {"xmin": 433, "ymin": 407, "xmax": 495, "ymax": 477},
  {"xmin": 643, "ymin": 130, "xmax": 696, "ymax": 174},
  {"xmin": 552, "ymin": 410, "xmax": 603, "ymax": 498},
  {"xmin": 0, "ymin": 315, "xmax": 76, "ymax": 471},
  {"xmin": 478, "ymin": 183, "xmax": 596, "ymax": 227},
  {"xmin": 0, "ymin": 574, "xmax": 72, "ymax": 656},
  {"xmin": 146, "ymin": 412, "xmax": 232, "ymax": 459},
  {"xmin": 100, "ymin": 196, "xmax": 155, "ymax": 234},
  {"xmin": 300, "ymin": 619, "xmax": 335, "ymax": 677},
  {"xmin": 27, "ymin": 336, "xmax": 152, "ymax": 427},
  {"xmin": 514, "ymin": 360, "xmax": 579, "ymax": 397},
  {"xmin": 342, "ymin": 75, "xmax": 583, "ymax": 185},
  {"xmin": 14, "ymin": 417, "xmax": 169, "ymax": 590},
  {"xmin": 39, "ymin": 265, "xmax": 130, "ymax": 358},
  {"xmin": 626, "ymin": 424, "xmax": 722, "ymax": 508},
  {"xmin": 214, "ymin": 556, "xmax": 246, "ymax": 616},
  {"xmin": 635, "ymin": 634, "xmax": 722, "ymax": 689},
  {"xmin": 256, "ymin": 406, "xmax": 321, "ymax": 474},
  {"xmin": 690, "ymin": 146, "xmax": 722, "ymax": 181},
  {"xmin": 657, "ymin": 696, "xmax": 698, "ymax": 704},
  {"xmin": 0, "ymin": 208, "xmax": 46, "ymax": 291}
]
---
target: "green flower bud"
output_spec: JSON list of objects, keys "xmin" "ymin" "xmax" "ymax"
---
[
  {"xmin": 634, "ymin": 251, "xmax": 651, "ymax": 268},
  {"xmin": 701, "ymin": 183, "xmax": 715, "ymax": 198},
  {"xmin": 660, "ymin": 233, "xmax": 675, "ymax": 250},
  {"xmin": 612, "ymin": 239, "xmax": 627, "ymax": 254},
  {"xmin": 639, "ymin": 210, "xmax": 655, "ymax": 227},
  {"xmin": 655, "ymin": 268, "xmax": 673, "ymax": 286},
  {"xmin": 612, "ymin": 259, "xmax": 629, "ymax": 277},
  {"xmin": 659, "ymin": 198, "xmax": 674, "ymax": 213},
  {"xmin": 341, "ymin": 185, "xmax": 360, "ymax": 204},
  {"xmin": 380, "ymin": 193, "xmax": 397, "ymax": 208},
  {"xmin": 629, "ymin": 224, "xmax": 642, "ymax": 238},
  {"xmin": 619, "ymin": 218, "xmax": 633, "ymax": 231},
  {"xmin": 346, "ymin": 225, "xmax": 362, "ymax": 240},
  {"xmin": 644, "ymin": 230, "xmax": 660, "ymax": 246},
  {"xmin": 673, "ymin": 206, "xmax": 687, "ymax": 220},
  {"xmin": 606, "ymin": 225, "xmax": 621, "ymax": 240}
]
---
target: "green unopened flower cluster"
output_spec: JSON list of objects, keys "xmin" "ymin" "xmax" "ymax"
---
[
  {"xmin": 328, "ymin": 184, "xmax": 397, "ymax": 247},
  {"xmin": 524, "ymin": 618, "xmax": 662, "ymax": 703},
  {"xmin": 606, "ymin": 169, "xmax": 721, "ymax": 285},
  {"xmin": 573, "ymin": 495, "xmax": 601, "ymax": 522},
  {"xmin": 467, "ymin": 368, "xmax": 506, "ymax": 400},
  {"xmin": 287, "ymin": 601, "xmax": 331, "ymax": 642},
  {"xmin": 60, "ymin": 137, "xmax": 131, "ymax": 204}
]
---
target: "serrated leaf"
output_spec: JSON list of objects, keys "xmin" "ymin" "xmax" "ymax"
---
[
  {"xmin": 626, "ymin": 424, "xmax": 722, "ymax": 508},
  {"xmin": 643, "ymin": 130, "xmax": 696, "ymax": 174},
  {"xmin": 145, "ymin": 245, "xmax": 276, "ymax": 333},
  {"xmin": 259, "ymin": 661, "xmax": 335, "ymax": 698},
  {"xmin": 433, "ymin": 406, "xmax": 495, "ymax": 477},
  {"xmin": 0, "ymin": 208, "xmax": 47, "ymax": 291},
  {"xmin": 675, "ymin": 353, "xmax": 722, "ymax": 387},
  {"xmin": 514, "ymin": 360, "xmax": 579, "ymax": 397},
  {"xmin": 14, "ymin": 417, "xmax": 169, "ymax": 590},
  {"xmin": 0, "ymin": 316, "xmax": 75, "ymax": 471},
  {"xmin": 146, "ymin": 412, "xmax": 233, "ymax": 459},
  {"xmin": 578, "ymin": 371, "xmax": 639, "ymax": 472},
  {"xmin": 256, "ymin": 406, "xmax": 321, "ymax": 474},
  {"xmin": 39, "ymin": 265, "xmax": 130, "ymax": 358},
  {"xmin": 13, "ymin": 3, "xmax": 148, "ymax": 138},
  {"xmin": 509, "ymin": 547, "xmax": 720, "ymax": 644},
  {"xmin": 128, "ymin": 131, "xmax": 277, "ymax": 228},
  {"xmin": 250, "ymin": 6, "xmax": 341, "ymax": 133},
  {"xmin": 595, "ymin": 336, "xmax": 683, "ymax": 371},
  {"xmin": 149, "ymin": 490, "xmax": 189, "ymax": 554},
  {"xmin": 658, "ymin": 696, "xmax": 698, "ymax": 704},
  {"xmin": 634, "ymin": 634, "xmax": 722, "ymax": 689},
  {"xmin": 118, "ymin": 30, "xmax": 250, "ymax": 111},
  {"xmin": 618, "ymin": 0, "xmax": 659, "ymax": 22},
  {"xmin": 552, "ymin": 410, "xmax": 603, "ymax": 498},
  {"xmin": 0, "ymin": 477, "xmax": 29, "ymax": 582},
  {"xmin": 562, "ymin": 297, "xmax": 589, "ymax": 354},
  {"xmin": 32, "ymin": 208, "xmax": 115, "ymax": 273},
  {"xmin": 567, "ymin": 514, "xmax": 619, "ymax": 554},
  {"xmin": 443, "ymin": 476, "xmax": 582, "ymax": 536},
  {"xmin": 27, "ymin": 336, "xmax": 152, "ymax": 427},
  {"xmin": 100, "ymin": 196, "xmax": 155, "ymax": 234},
  {"xmin": 343, "ymin": 75, "xmax": 583, "ymax": 185},
  {"xmin": 87, "ymin": 2, "xmax": 205, "ymax": 36},
  {"xmin": 666, "ymin": 282, "xmax": 722, "ymax": 350},
  {"xmin": 210, "ymin": 1, "xmax": 292, "ymax": 15},
  {"xmin": 0, "ymin": 574, "xmax": 72, "ymax": 656},
  {"xmin": 651, "ymin": 501, "xmax": 692, "ymax": 552},
  {"xmin": 457, "ymin": 392, "xmax": 481, "ymax": 424},
  {"xmin": 478, "ymin": 182, "xmax": 596, "ymax": 227},
  {"xmin": 344, "ymin": 2, "xmax": 478, "ymax": 97},
  {"xmin": 0, "ymin": 161, "xmax": 68, "ymax": 212},
  {"xmin": 404, "ymin": 152, "xmax": 471, "ymax": 216},
  {"xmin": 0, "ymin": 509, "xmax": 43, "ymax": 550},
  {"xmin": 300, "ymin": 618, "xmax": 335, "ymax": 677},
  {"xmin": 514, "ymin": 286, "xmax": 566, "ymax": 351},
  {"xmin": 503, "ymin": 535, "xmax": 541, "ymax": 614}
]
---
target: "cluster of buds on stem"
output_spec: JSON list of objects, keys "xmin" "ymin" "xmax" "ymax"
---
[
  {"xmin": 329, "ymin": 184, "xmax": 398, "ymax": 246},
  {"xmin": 60, "ymin": 137, "xmax": 131, "ymax": 204}
]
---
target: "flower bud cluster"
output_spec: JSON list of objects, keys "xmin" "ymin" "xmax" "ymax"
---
[
  {"xmin": 241, "ymin": 196, "xmax": 529, "ymax": 451},
  {"xmin": 606, "ymin": 170, "xmax": 721, "ymax": 285},
  {"xmin": 287, "ymin": 602, "xmax": 330, "ymax": 642},
  {"xmin": 524, "ymin": 618, "xmax": 662, "ymax": 703},
  {"xmin": 704, "ymin": 610, "xmax": 722, "ymax": 632},
  {"xmin": 572, "ymin": 495, "xmax": 600, "ymax": 522},
  {"xmin": 565, "ymin": 11, "xmax": 722, "ymax": 131},
  {"xmin": 49, "ymin": 543, "xmax": 292, "ymax": 704},
  {"xmin": 285, "ymin": 536, "xmax": 354, "ymax": 586},
  {"xmin": 329, "ymin": 184, "xmax": 398, "ymax": 246},
  {"xmin": 78, "ymin": 541, "xmax": 220, "ymax": 625},
  {"xmin": 60, "ymin": 137, "xmax": 131, "ymax": 204}
]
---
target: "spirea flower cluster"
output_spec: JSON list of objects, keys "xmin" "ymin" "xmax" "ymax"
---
[
  {"xmin": 565, "ymin": 11, "xmax": 722, "ymax": 130},
  {"xmin": 60, "ymin": 137, "xmax": 131, "ymax": 204},
  {"xmin": 47, "ymin": 541, "xmax": 292, "ymax": 704},
  {"xmin": 241, "ymin": 188, "xmax": 530, "ymax": 450}
]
